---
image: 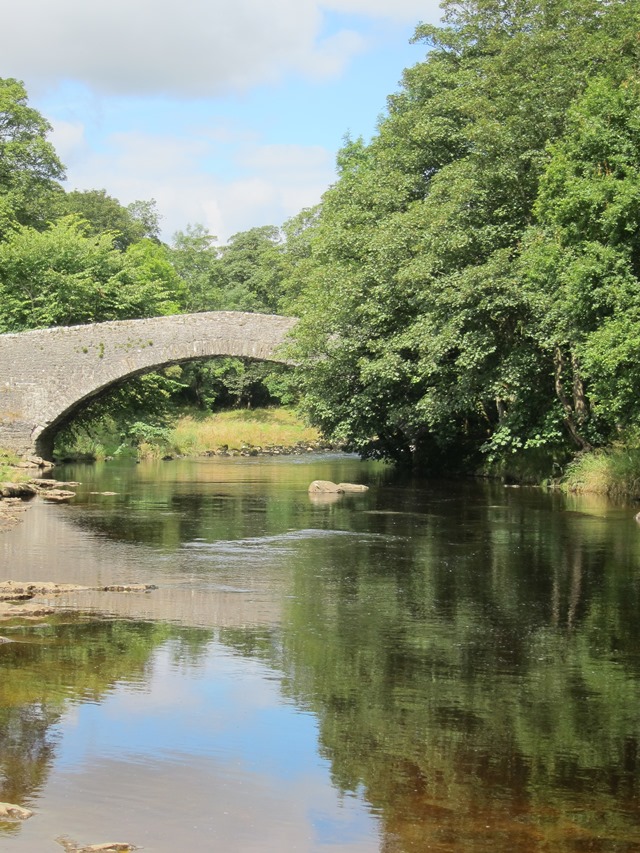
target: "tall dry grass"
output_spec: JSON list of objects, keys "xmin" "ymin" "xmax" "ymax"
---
[
  {"xmin": 562, "ymin": 447, "xmax": 640, "ymax": 499},
  {"xmin": 169, "ymin": 408, "xmax": 321, "ymax": 455}
]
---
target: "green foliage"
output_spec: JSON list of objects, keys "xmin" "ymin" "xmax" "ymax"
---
[
  {"xmin": 289, "ymin": 0, "xmax": 640, "ymax": 472},
  {"xmin": 170, "ymin": 224, "xmax": 224, "ymax": 312},
  {"xmin": 522, "ymin": 76, "xmax": 640, "ymax": 441},
  {"xmin": 54, "ymin": 370, "xmax": 184, "ymax": 459},
  {"xmin": 0, "ymin": 77, "xmax": 65, "ymax": 237},
  {"xmin": 0, "ymin": 217, "xmax": 181, "ymax": 332},
  {"xmin": 0, "ymin": 447, "xmax": 25, "ymax": 482},
  {"xmin": 168, "ymin": 222, "xmax": 294, "ymax": 416},
  {"xmin": 170, "ymin": 222, "xmax": 286, "ymax": 315},
  {"xmin": 59, "ymin": 189, "xmax": 161, "ymax": 249},
  {"xmin": 218, "ymin": 225, "xmax": 285, "ymax": 313}
]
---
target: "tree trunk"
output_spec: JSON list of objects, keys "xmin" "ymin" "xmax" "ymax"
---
[{"xmin": 554, "ymin": 347, "xmax": 592, "ymax": 450}]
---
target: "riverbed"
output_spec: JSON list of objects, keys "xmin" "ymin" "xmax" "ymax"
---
[{"xmin": 1, "ymin": 455, "xmax": 639, "ymax": 852}]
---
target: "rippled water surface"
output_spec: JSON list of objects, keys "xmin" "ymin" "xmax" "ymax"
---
[{"xmin": 1, "ymin": 455, "xmax": 640, "ymax": 852}]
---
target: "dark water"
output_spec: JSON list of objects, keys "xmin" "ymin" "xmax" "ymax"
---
[{"xmin": 1, "ymin": 456, "xmax": 640, "ymax": 852}]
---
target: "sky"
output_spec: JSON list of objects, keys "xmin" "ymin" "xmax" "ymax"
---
[{"xmin": 3, "ymin": 0, "xmax": 442, "ymax": 243}]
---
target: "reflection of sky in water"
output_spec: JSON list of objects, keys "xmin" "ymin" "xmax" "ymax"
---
[
  {"xmin": 19, "ymin": 641, "xmax": 380, "ymax": 852},
  {"xmin": 58, "ymin": 643, "xmax": 317, "ymax": 777}
]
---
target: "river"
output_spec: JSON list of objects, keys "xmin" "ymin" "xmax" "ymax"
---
[{"xmin": 1, "ymin": 454, "xmax": 639, "ymax": 852}]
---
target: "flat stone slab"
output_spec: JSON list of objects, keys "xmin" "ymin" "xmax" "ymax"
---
[
  {"xmin": 0, "ymin": 482, "xmax": 37, "ymax": 498},
  {"xmin": 57, "ymin": 839, "xmax": 138, "ymax": 853},
  {"xmin": 0, "ymin": 581, "xmax": 158, "ymax": 620}
]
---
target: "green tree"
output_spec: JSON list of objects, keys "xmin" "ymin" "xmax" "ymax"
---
[
  {"xmin": 290, "ymin": 0, "xmax": 640, "ymax": 469},
  {"xmin": 0, "ymin": 77, "xmax": 65, "ymax": 237},
  {"xmin": 0, "ymin": 216, "xmax": 181, "ymax": 332},
  {"xmin": 169, "ymin": 223, "xmax": 292, "ymax": 412},
  {"xmin": 521, "ymin": 76, "xmax": 640, "ymax": 447},
  {"xmin": 60, "ymin": 189, "xmax": 159, "ymax": 249},
  {"xmin": 218, "ymin": 225, "xmax": 285, "ymax": 313},
  {"xmin": 171, "ymin": 224, "xmax": 224, "ymax": 312}
]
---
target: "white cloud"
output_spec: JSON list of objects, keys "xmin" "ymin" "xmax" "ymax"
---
[
  {"xmin": 49, "ymin": 119, "xmax": 88, "ymax": 162},
  {"xmin": 57, "ymin": 122, "xmax": 336, "ymax": 242},
  {"xmin": 3, "ymin": 0, "xmax": 370, "ymax": 97}
]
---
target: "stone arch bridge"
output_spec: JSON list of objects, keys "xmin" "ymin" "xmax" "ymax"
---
[{"xmin": 0, "ymin": 311, "xmax": 297, "ymax": 460}]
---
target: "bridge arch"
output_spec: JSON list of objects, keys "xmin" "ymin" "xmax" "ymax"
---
[{"xmin": 0, "ymin": 311, "xmax": 297, "ymax": 460}]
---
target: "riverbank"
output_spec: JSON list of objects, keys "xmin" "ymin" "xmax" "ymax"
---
[
  {"xmin": 0, "ymin": 450, "xmax": 42, "ymax": 531},
  {"xmin": 160, "ymin": 408, "xmax": 327, "ymax": 458},
  {"xmin": 55, "ymin": 407, "xmax": 329, "ymax": 461},
  {"xmin": 560, "ymin": 446, "xmax": 640, "ymax": 500},
  {"xmin": 6, "ymin": 428, "xmax": 640, "ymax": 503}
]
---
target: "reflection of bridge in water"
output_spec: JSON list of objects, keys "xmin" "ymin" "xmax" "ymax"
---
[{"xmin": 0, "ymin": 311, "xmax": 297, "ymax": 459}]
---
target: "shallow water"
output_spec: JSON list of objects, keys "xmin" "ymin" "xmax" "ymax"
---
[{"xmin": 1, "ymin": 456, "xmax": 640, "ymax": 851}]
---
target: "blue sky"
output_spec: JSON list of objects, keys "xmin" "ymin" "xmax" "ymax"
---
[{"xmin": 4, "ymin": 1, "xmax": 442, "ymax": 242}]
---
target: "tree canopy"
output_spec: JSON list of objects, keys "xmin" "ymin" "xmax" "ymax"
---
[
  {"xmin": 0, "ymin": 77, "xmax": 64, "ymax": 237},
  {"xmin": 287, "ymin": 0, "xmax": 640, "ymax": 471}
]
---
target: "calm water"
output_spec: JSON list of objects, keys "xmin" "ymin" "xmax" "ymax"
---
[{"xmin": 1, "ymin": 455, "xmax": 640, "ymax": 852}]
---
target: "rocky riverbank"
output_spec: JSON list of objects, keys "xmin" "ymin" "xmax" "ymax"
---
[{"xmin": 0, "ymin": 468, "xmax": 79, "ymax": 533}]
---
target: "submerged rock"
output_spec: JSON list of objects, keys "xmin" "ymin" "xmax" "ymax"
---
[
  {"xmin": 0, "ymin": 581, "xmax": 158, "ymax": 621},
  {"xmin": 29, "ymin": 478, "xmax": 80, "ymax": 489},
  {"xmin": 0, "ymin": 802, "xmax": 33, "ymax": 820},
  {"xmin": 40, "ymin": 488, "xmax": 76, "ymax": 502},
  {"xmin": 56, "ymin": 839, "xmax": 138, "ymax": 852}
]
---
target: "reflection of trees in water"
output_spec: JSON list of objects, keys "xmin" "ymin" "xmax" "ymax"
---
[
  {"xmin": 221, "ymin": 484, "xmax": 640, "ymax": 851},
  {"xmin": 55, "ymin": 456, "xmax": 392, "ymax": 550},
  {"xmin": 4, "ymin": 469, "xmax": 639, "ymax": 850},
  {"xmin": 0, "ymin": 619, "xmax": 212, "ymax": 832},
  {"xmin": 0, "ymin": 703, "xmax": 57, "ymax": 834}
]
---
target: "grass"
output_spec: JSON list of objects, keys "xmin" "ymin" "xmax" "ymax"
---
[
  {"xmin": 0, "ymin": 447, "xmax": 28, "ymax": 483},
  {"xmin": 562, "ymin": 446, "xmax": 640, "ymax": 499},
  {"xmin": 168, "ymin": 407, "xmax": 321, "ymax": 456},
  {"xmin": 54, "ymin": 407, "xmax": 324, "ymax": 461}
]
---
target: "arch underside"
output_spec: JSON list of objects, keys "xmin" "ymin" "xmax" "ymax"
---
[{"xmin": 34, "ymin": 352, "xmax": 290, "ymax": 459}]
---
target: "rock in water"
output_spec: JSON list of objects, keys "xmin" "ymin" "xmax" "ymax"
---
[
  {"xmin": 40, "ymin": 489, "xmax": 76, "ymax": 502},
  {"xmin": 308, "ymin": 480, "xmax": 342, "ymax": 493},
  {"xmin": 56, "ymin": 838, "xmax": 138, "ymax": 852},
  {"xmin": 336, "ymin": 482, "xmax": 369, "ymax": 492},
  {"xmin": 0, "ymin": 482, "xmax": 37, "ymax": 498},
  {"xmin": 0, "ymin": 802, "xmax": 33, "ymax": 820},
  {"xmin": 308, "ymin": 480, "xmax": 369, "ymax": 494}
]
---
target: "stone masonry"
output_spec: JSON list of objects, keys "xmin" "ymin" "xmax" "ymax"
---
[{"xmin": 0, "ymin": 311, "xmax": 297, "ymax": 459}]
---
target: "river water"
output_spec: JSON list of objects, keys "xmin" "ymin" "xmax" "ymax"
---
[{"xmin": 1, "ymin": 455, "xmax": 639, "ymax": 852}]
